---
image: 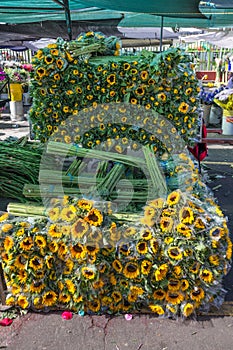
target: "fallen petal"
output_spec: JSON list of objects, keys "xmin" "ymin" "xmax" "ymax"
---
[
  {"xmin": 0, "ymin": 318, "xmax": 13, "ymax": 327},
  {"xmin": 125, "ymin": 314, "xmax": 133, "ymax": 321},
  {"xmin": 61, "ymin": 311, "xmax": 73, "ymax": 320}
]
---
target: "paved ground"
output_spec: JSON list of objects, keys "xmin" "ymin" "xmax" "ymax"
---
[{"xmin": 1, "ymin": 113, "xmax": 233, "ymax": 349}]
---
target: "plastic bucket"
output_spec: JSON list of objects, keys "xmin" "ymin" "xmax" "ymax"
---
[
  {"xmin": 222, "ymin": 109, "xmax": 233, "ymax": 135},
  {"xmin": 9, "ymin": 101, "xmax": 24, "ymax": 121},
  {"xmin": 201, "ymin": 104, "xmax": 211, "ymax": 126},
  {"xmin": 9, "ymin": 83, "xmax": 23, "ymax": 102},
  {"xmin": 209, "ymin": 104, "xmax": 222, "ymax": 125}
]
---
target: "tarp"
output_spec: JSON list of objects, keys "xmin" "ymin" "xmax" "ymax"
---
[{"xmin": 180, "ymin": 30, "xmax": 233, "ymax": 48}]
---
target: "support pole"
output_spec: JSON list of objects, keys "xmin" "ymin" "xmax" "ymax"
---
[{"xmin": 160, "ymin": 16, "xmax": 164, "ymax": 53}]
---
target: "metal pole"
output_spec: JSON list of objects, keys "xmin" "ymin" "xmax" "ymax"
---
[{"xmin": 160, "ymin": 16, "xmax": 164, "ymax": 52}]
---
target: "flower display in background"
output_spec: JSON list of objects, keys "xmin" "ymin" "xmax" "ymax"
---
[
  {"xmin": 198, "ymin": 85, "xmax": 225, "ymax": 105},
  {"xmin": 29, "ymin": 33, "xmax": 201, "ymax": 144},
  {"xmin": 0, "ymin": 186, "xmax": 231, "ymax": 318},
  {"xmin": 214, "ymin": 88, "xmax": 233, "ymax": 111},
  {"xmin": 0, "ymin": 67, "xmax": 7, "ymax": 81}
]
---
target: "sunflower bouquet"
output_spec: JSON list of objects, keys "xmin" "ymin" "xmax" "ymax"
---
[
  {"xmin": 0, "ymin": 187, "xmax": 231, "ymax": 318},
  {"xmin": 29, "ymin": 34, "xmax": 201, "ymax": 144},
  {"xmin": 214, "ymin": 88, "xmax": 233, "ymax": 111}
]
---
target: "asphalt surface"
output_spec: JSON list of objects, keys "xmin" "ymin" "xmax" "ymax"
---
[{"xmin": 1, "ymin": 115, "xmax": 233, "ymax": 350}]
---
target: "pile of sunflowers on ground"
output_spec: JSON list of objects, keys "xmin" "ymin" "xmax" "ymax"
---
[{"xmin": 0, "ymin": 32, "xmax": 232, "ymax": 318}]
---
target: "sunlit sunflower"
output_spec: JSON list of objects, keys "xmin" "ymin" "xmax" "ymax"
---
[
  {"xmin": 160, "ymin": 217, "xmax": 173, "ymax": 233},
  {"xmin": 140, "ymin": 228, "xmax": 153, "ymax": 240},
  {"xmin": 86, "ymin": 243, "xmax": 99, "ymax": 256},
  {"xmin": 19, "ymin": 237, "xmax": 33, "ymax": 251},
  {"xmin": 168, "ymin": 246, "xmax": 183, "ymax": 260},
  {"xmin": 112, "ymin": 259, "xmax": 123, "ymax": 273},
  {"xmin": 136, "ymin": 241, "xmax": 148, "ymax": 254},
  {"xmin": 140, "ymin": 70, "xmax": 149, "ymax": 80},
  {"xmin": 154, "ymin": 264, "xmax": 168, "ymax": 281},
  {"xmin": 106, "ymin": 73, "xmax": 116, "ymax": 85},
  {"xmin": 29, "ymin": 256, "xmax": 43, "ymax": 270},
  {"xmin": 59, "ymin": 292, "xmax": 71, "ymax": 304},
  {"xmin": 30, "ymin": 280, "xmax": 46, "ymax": 294},
  {"xmin": 166, "ymin": 291, "xmax": 184, "ymax": 305},
  {"xmin": 77, "ymin": 199, "xmax": 93, "ymax": 210},
  {"xmin": 48, "ymin": 241, "xmax": 58, "ymax": 253},
  {"xmin": 60, "ymin": 206, "xmax": 76, "ymax": 222},
  {"xmin": 3, "ymin": 236, "xmax": 14, "ymax": 251},
  {"xmin": 124, "ymin": 226, "xmax": 137, "ymax": 237},
  {"xmin": 70, "ymin": 243, "xmax": 86, "ymax": 260},
  {"xmin": 149, "ymin": 198, "xmax": 165, "ymax": 209},
  {"xmin": 6, "ymin": 296, "xmax": 15, "ymax": 306},
  {"xmin": 176, "ymin": 223, "xmax": 192, "ymax": 238},
  {"xmin": 158, "ymin": 93, "xmax": 167, "ymax": 102},
  {"xmin": 168, "ymin": 278, "xmax": 181, "ymax": 291},
  {"xmin": 85, "ymin": 208, "xmax": 103, "ymax": 227},
  {"xmin": 181, "ymin": 279, "xmax": 189, "ymax": 291},
  {"xmin": 17, "ymin": 295, "xmax": 29, "ymax": 309},
  {"xmin": 153, "ymin": 289, "xmax": 166, "ymax": 300},
  {"xmin": 14, "ymin": 254, "xmax": 27, "ymax": 269},
  {"xmin": 63, "ymin": 259, "xmax": 74, "ymax": 275},
  {"xmin": 182, "ymin": 303, "xmax": 195, "ymax": 317},
  {"xmin": 167, "ymin": 191, "xmax": 181, "ymax": 206},
  {"xmin": 71, "ymin": 219, "xmax": 89, "ymax": 239},
  {"xmin": 190, "ymin": 287, "xmax": 205, "ymax": 302},
  {"xmin": 141, "ymin": 260, "xmax": 152, "ymax": 275},
  {"xmin": 81, "ymin": 266, "xmax": 96, "ymax": 280},
  {"xmin": 178, "ymin": 102, "xmax": 189, "ymax": 114},
  {"xmin": 36, "ymin": 67, "xmax": 46, "ymax": 78},
  {"xmin": 123, "ymin": 261, "xmax": 139, "ymax": 279},
  {"xmin": 58, "ymin": 242, "xmax": 68, "ymax": 258},
  {"xmin": 179, "ymin": 207, "xmax": 194, "ymax": 224},
  {"xmin": 42, "ymin": 291, "xmax": 57, "ymax": 306},
  {"xmin": 135, "ymin": 86, "xmax": 145, "ymax": 96},
  {"xmin": 11, "ymin": 284, "xmax": 21, "ymax": 295},
  {"xmin": 1, "ymin": 223, "xmax": 13, "ymax": 232},
  {"xmin": 48, "ymin": 224, "xmax": 62, "ymax": 238},
  {"xmin": 199, "ymin": 269, "xmax": 214, "ymax": 284},
  {"xmin": 209, "ymin": 226, "xmax": 225, "ymax": 240},
  {"xmin": 149, "ymin": 304, "xmax": 165, "ymax": 315}
]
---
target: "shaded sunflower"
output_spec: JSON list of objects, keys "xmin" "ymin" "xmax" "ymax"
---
[
  {"xmin": 154, "ymin": 263, "xmax": 168, "ymax": 281},
  {"xmin": 59, "ymin": 292, "xmax": 71, "ymax": 304},
  {"xmin": 123, "ymin": 261, "xmax": 139, "ymax": 279},
  {"xmin": 48, "ymin": 241, "xmax": 58, "ymax": 253},
  {"xmin": 30, "ymin": 280, "xmax": 46, "ymax": 294},
  {"xmin": 15, "ymin": 254, "xmax": 27, "ymax": 269},
  {"xmin": 167, "ymin": 278, "xmax": 181, "ymax": 291},
  {"xmin": 112, "ymin": 259, "xmax": 123, "ymax": 273},
  {"xmin": 176, "ymin": 223, "xmax": 192, "ymax": 238},
  {"xmin": 112, "ymin": 291, "xmax": 122, "ymax": 303},
  {"xmin": 182, "ymin": 303, "xmax": 195, "ymax": 317},
  {"xmin": 194, "ymin": 217, "xmax": 206, "ymax": 229},
  {"xmin": 29, "ymin": 256, "xmax": 43, "ymax": 270},
  {"xmin": 42, "ymin": 291, "xmax": 57, "ymax": 307},
  {"xmin": 86, "ymin": 243, "xmax": 99, "ymax": 256},
  {"xmin": 209, "ymin": 226, "xmax": 225, "ymax": 240},
  {"xmin": 88, "ymin": 298, "xmax": 101, "ymax": 313},
  {"xmin": 160, "ymin": 217, "xmax": 173, "ymax": 233},
  {"xmin": 1, "ymin": 223, "xmax": 13, "ymax": 232},
  {"xmin": 106, "ymin": 73, "xmax": 116, "ymax": 85},
  {"xmin": 17, "ymin": 270, "xmax": 28, "ymax": 284},
  {"xmin": 166, "ymin": 291, "xmax": 184, "ymax": 305},
  {"xmin": 63, "ymin": 259, "xmax": 74, "ymax": 275},
  {"xmin": 181, "ymin": 279, "xmax": 189, "ymax": 291},
  {"xmin": 34, "ymin": 235, "xmax": 46, "ymax": 249},
  {"xmin": 189, "ymin": 261, "xmax": 200, "ymax": 274},
  {"xmin": 150, "ymin": 238, "xmax": 159, "ymax": 254},
  {"xmin": 124, "ymin": 226, "xmax": 137, "ymax": 237},
  {"xmin": 71, "ymin": 219, "xmax": 89, "ymax": 239},
  {"xmin": 153, "ymin": 289, "xmax": 166, "ymax": 300}
]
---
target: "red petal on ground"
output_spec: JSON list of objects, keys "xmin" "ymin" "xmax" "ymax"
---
[{"xmin": 0, "ymin": 318, "xmax": 13, "ymax": 326}]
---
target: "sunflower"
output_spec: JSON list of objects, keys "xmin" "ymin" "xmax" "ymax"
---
[
  {"xmin": 48, "ymin": 224, "xmax": 62, "ymax": 238},
  {"xmin": 179, "ymin": 207, "xmax": 194, "ymax": 224},
  {"xmin": 112, "ymin": 291, "xmax": 122, "ymax": 303},
  {"xmin": 3, "ymin": 236, "xmax": 14, "ymax": 251},
  {"xmin": 209, "ymin": 226, "xmax": 224, "ymax": 240},
  {"xmin": 34, "ymin": 235, "xmax": 46, "ymax": 249},
  {"xmin": 182, "ymin": 303, "xmax": 195, "ymax": 317},
  {"xmin": 166, "ymin": 291, "xmax": 184, "ymax": 305},
  {"xmin": 168, "ymin": 246, "xmax": 183, "ymax": 260},
  {"xmin": 167, "ymin": 191, "xmax": 181, "ymax": 206},
  {"xmin": 178, "ymin": 102, "xmax": 189, "ymax": 114},
  {"xmin": 59, "ymin": 292, "xmax": 71, "ymax": 304},
  {"xmin": 140, "ymin": 70, "xmax": 149, "ymax": 80},
  {"xmin": 15, "ymin": 254, "xmax": 27, "ymax": 269},
  {"xmin": 136, "ymin": 241, "xmax": 148, "ymax": 255},
  {"xmin": 112, "ymin": 259, "xmax": 123, "ymax": 273},
  {"xmin": 199, "ymin": 269, "xmax": 214, "ymax": 284},
  {"xmin": 70, "ymin": 243, "xmax": 86, "ymax": 260},
  {"xmin": 11, "ymin": 284, "xmax": 21, "ymax": 295},
  {"xmin": 176, "ymin": 223, "xmax": 192, "ymax": 238},
  {"xmin": 149, "ymin": 198, "xmax": 165, "ymax": 209},
  {"xmin": 154, "ymin": 264, "xmax": 168, "ymax": 281},
  {"xmin": 123, "ymin": 261, "xmax": 139, "ymax": 279},
  {"xmin": 19, "ymin": 237, "xmax": 33, "ymax": 251},
  {"xmin": 17, "ymin": 295, "xmax": 29, "ymax": 309},
  {"xmin": 149, "ymin": 304, "xmax": 165, "ymax": 315},
  {"xmin": 194, "ymin": 217, "xmax": 206, "ymax": 230},
  {"xmin": 63, "ymin": 259, "xmax": 74, "ymax": 275},
  {"xmin": 123, "ymin": 62, "xmax": 130, "ymax": 70},
  {"xmin": 81, "ymin": 266, "xmax": 95, "ymax": 280},
  {"xmin": 88, "ymin": 228, "xmax": 102, "ymax": 242},
  {"xmin": 135, "ymin": 86, "xmax": 145, "ymax": 96},
  {"xmin": 42, "ymin": 291, "xmax": 57, "ymax": 306},
  {"xmin": 160, "ymin": 217, "xmax": 173, "ymax": 233},
  {"xmin": 157, "ymin": 93, "xmax": 167, "ymax": 102},
  {"xmin": 153, "ymin": 289, "xmax": 166, "ymax": 300},
  {"xmin": 71, "ymin": 219, "xmax": 89, "ymax": 239},
  {"xmin": 30, "ymin": 280, "xmax": 46, "ymax": 294},
  {"xmin": 85, "ymin": 208, "xmax": 103, "ymax": 227},
  {"xmin": 1, "ymin": 223, "xmax": 13, "ymax": 232},
  {"xmin": 106, "ymin": 73, "xmax": 116, "ymax": 85},
  {"xmin": 6, "ymin": 296, "xmax": 15, "ymax": 306},
  {"xmin": 140, "ymin": 228, "xmax": 153, "ymax": 240},
  {"xmin": 77, "ymin": 199, "xmax": 93, "ymax": 210},
  {"xmin": 29, "ymin": 256, "xmax": 43, "ymax": 270},
  {"xmin": 60, "ymin": 206, "xmax": 76, "ymax": 222},
  {"xmin": 190, "ymin": 287, "xmax": 205, "ymax": 302},
  {"xmin": 141, "ymin": 260, "xmax": 152, "ymax": 275},
  {"xmin": 128, "ymin": 292, "xmax": 138, "ymax": 303},
  {"xmin": 88, "ymin": 298, "xmax": 101, "ymax": 313},
  {"xmin": 36, "ymin": 67, "xmax": 46, "ymax": 78},
  {"xmin": 17, "ymin": 270, "xmax": 28, "ymax": 284},
  {"xmin": 58, "ymin": 242, "xmax": 68, "ymax": 258},
  {"xmin": 150, "ymin": 238, "xmax": 159, "ymax": 254},
  {"xmin": 48, "ymin": 241, "xmax": 58, "ymax": 253}
]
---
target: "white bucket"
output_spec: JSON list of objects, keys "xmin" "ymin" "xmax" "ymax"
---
[
  {"xmin": 222, "ymin": 110, "xmax": 233, "ymax": 135},
  {"xmin": 23, "ymin": 92, "xmax": 31, "ymax": 106},
  {"xmin": 209, "ymin": 104, "xmax": 222, "ymax": 125},
  {"xmin": 9, "ymin": 101, "xmax": 24, "ymax": 121},
  {"xmin": 201, "ymin": 104, "xmax": 211, "ymax": 126}
]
